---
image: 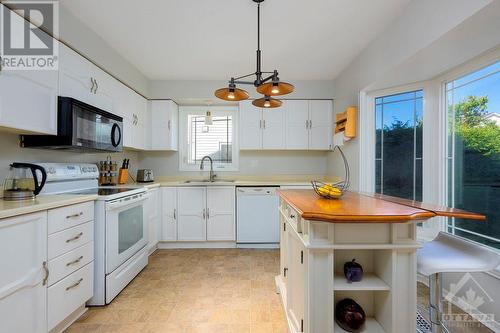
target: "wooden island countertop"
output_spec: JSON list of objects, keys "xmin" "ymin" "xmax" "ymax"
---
[{"xmin": 278, "ymin": 189, "xmax": 485, "ymax": 223}]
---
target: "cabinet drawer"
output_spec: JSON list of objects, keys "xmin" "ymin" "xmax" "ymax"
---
[
  {"xmin": 48, "ymin": 202, "xmax": 94, "ymax": 234},
  {"xmin": 48, "ymin": 241, "xmax": 94, "ymax": 286},
  {"xmin": 48, "ymin": 221, "xmax": 93, "ymax": 260},
  {"xmin": 48, "ymin": 262, "xmax": 93, "ymax": 330}
]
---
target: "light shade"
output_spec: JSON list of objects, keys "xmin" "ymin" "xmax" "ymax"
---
[
  {"xmin": 214, "ymin": 87, "xmax": 249, "ymax": 101},
  {"xmin": 256, "ymin": 81, "xmax": 294, "ymax": 96},
  {"xmin": 252, "ymin": 96, "xmax": 282, "ymax": 108}
]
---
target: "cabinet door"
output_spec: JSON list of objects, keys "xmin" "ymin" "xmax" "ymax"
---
[
  {"xmin": 309, "ymin": 100, "xmax": 333, "ymax": 150},
  {"xmin": 146, "ymin": 188, "xmax": 160, "ymax": 250},
  {"xmin": 280, "ymin": 219, "xmax": 288, "ymax": 284},
  {"xmin": 0, "ymin": 68, "xmax": 58, "ymax": 135},
  {"xmin": 177, "ymin": 187, "xmax": 206, "ymax": 241},
  {"xmin": 58, "ymin": 43, "xmax": 92, "ymax": 104},
  {"xmin": 285, "ymin": 100, "xmax": 310, "ymax": 150},
  {"xmin": 150, "ymin": 100, "xmax": 178, "ymax": 151},
  {"xmin": 262, "ymin": 107, "xmax": 285, "ymax": 149},
  {"xmin": 161, "ymin": 187, "xmax": 178, "ymax": 241},
  {"xmin": 89, "ymin": 63, "xmax": 114, "ymax": 113},
  {"xmin": 206, "ymin": 187, "xmax": 235, "ymax": 241},
  {"xmin": 287, "ymin": 232, "xmax": 306, "ymax": 333},
  {"xmin": 0, "ymin": 212, "xmax": 47, "ymax": 333},
  {"xmin": 239, "ymin": 101, "xmax": 262, "ymax": 149}
]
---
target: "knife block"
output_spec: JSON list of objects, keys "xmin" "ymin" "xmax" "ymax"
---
[{"xmin": 118, "ymin": 168, "xmax": 128, "ymax": 184}]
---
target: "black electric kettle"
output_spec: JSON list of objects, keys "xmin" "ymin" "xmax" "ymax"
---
[{"xmin": 3, "ymin": 163, "xmax": 47, "ymax": 201}]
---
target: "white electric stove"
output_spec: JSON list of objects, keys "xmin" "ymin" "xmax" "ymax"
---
[{"xmin": 39, "ymin": 163, "xmax": 149, "ymax": 305}]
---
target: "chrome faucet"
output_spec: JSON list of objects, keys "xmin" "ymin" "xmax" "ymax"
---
[{"xmin": 200, "ymin": 156, "xmax": 217, "ymax": 182}]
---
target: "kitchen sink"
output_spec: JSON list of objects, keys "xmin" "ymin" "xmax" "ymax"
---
[{"xmin": 183, "ymin": 179, "xmax": 235, "ymax": 183}]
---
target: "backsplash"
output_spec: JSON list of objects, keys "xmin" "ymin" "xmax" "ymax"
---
[{"xmin": 0, "ymin": 132, "xmax": 139, "ymax": 182}]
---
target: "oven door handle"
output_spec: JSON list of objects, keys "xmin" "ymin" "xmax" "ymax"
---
[{"xmin": 106, "ymin": 195, "xmax": 147, "ymax": 211}]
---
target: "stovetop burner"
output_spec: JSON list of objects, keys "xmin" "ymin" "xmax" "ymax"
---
[{"xmin": 69, "ymin": 188, "xmax": 139, "ymax": 196}]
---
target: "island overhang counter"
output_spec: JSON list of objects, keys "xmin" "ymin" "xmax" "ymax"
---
[{"xmin": 275, "ymin": 189, "xmax": 484, "ymax": 333}]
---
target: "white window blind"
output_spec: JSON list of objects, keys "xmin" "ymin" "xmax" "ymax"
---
[{"xmin": 187, "ymin": 115, "xmax": 233, "ymax": 165}]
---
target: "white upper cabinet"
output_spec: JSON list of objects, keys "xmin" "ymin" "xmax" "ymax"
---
[
  {"xmin": 58, "ymin": 43, "xmax": 93, "ymax": 104},
  {"xmin": 309, "ymin": 100, "xmax": 333, "ymax": 150},
  {"xmin": 59, "ymin": 43, "xmax": 114, "ymax": 113},
  {"xmin": 285, "ymin": 100, "xmax": 310, "ymax": 150},
  {"xmin": 239, "ymin": 101, "xmax": 263, "ymax": 149},
  {"xmin": 206, "ymin": 187, "xmax": 235, "ymax": 241},
  {"xmin": 150, "ymin": 100, "xmax": 179, "ymax": 151},
  {"xmin": 240, "ymin": 99, "xmax": 333, "ymax": 151},
  {"xmin": 240, "ymin": 100, "xmax": 285, "ymax": 150},
  {"xmin": 0, "ymin": 212, "xmax": 48, "ymax": 333},
  {"xmin": 262, "ymin": 107, "xmax": 286, "ymax": 149},
  {"xmin": 0, "ymin": 7, "xmax": 58, "ymax": 135}
]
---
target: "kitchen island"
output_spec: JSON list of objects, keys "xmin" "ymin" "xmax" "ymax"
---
[{"xmin": 276, "ymin": 190, "xmax": 484, "ymax": 333}]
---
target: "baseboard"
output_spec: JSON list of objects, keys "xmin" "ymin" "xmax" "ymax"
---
[
  {"xmin": 49, "ymin": 305, "xmax": 87, "ymax": 333},
  {"xmin": 275, "ymin": 275, "xmax": 296, "ymax": 333},
  {"xmin": 148, "ymin": 243, "xmax": 158, "ymax": 256},
  {"xmin": 237, "ymin": 243, "xmax": 279, "ymax": 249},
  {"xmin": 157, "ymin": 241, "xmax": 237, "ymax": 249}
]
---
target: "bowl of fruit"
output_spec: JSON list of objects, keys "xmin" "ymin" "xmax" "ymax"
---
[{"xmin": 311, "ymin": 146, "xmax": 350, "ymax": 199}]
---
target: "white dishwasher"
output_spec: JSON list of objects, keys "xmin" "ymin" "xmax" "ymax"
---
[{"xmin": 236, "ymin": 186, "xmax": 280, "ymax": 247}]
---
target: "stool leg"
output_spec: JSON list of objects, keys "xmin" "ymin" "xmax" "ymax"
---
[{"xmin": 429, "ymin": 273, "xmax": 446, "ymax": 333}]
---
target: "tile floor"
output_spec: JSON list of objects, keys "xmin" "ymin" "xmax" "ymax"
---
[
  {"xmin": 66, "ymin": 249, "xmax": 493, "ymax": 333},
  {"xmin": 66, "ymin": 249, "xmax": 287, "ymax": 333}
]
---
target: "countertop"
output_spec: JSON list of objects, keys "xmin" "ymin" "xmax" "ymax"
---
[
  {"xmin": 0, "ymin": 194, "xmax": 98, "ymax": 220},
  {"xmin": 278, "ymin": 189, "xmax": 485, "ymax": 223}
]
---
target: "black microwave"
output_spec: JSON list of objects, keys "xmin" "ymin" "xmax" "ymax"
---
[{"xmin": 21, "ymin": 97, "xmax": 123, "ymax": 152}]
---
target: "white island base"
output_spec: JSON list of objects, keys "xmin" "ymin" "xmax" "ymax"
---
[{"xmin": 276, "ymin": 198, "xmax": 419, "ymax": 333}]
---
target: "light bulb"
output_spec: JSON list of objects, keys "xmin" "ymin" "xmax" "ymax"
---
[
  {"xmin": 264, "ymin": 100, "xmax": 271, "ymax": 108},
  {"xmin": 227, "ymin": 91, "xmax": 235, "ymax": 99},
  {"xmin": 271, "ymin": 84, "xmax": 280, "ymax": 94}
]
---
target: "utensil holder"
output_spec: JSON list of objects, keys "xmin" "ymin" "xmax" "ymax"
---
[{"xmin": 118, "ymin": 168, "xmax": 128, "ymax": 185}]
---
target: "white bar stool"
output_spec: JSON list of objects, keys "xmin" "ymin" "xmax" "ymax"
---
[{"xmin": 417, "ymin": 232, "xmax": 500, "ymax": 333}]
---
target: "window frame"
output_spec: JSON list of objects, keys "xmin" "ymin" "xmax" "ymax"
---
[
  {"xmin": 442, "ymin": 55, "xmax": 500, "ymax": 247},
  {"xmin": 178, "ymin": 106, "xmax": 239, "ymax": 172}
]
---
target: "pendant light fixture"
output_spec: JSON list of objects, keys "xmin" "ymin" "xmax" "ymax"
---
[{"xmin": 214, "ymin": 0, "xmax": 294, "ymax": 108}]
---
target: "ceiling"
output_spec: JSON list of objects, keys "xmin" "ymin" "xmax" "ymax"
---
[{"xmin": 60, "ymin": 0, "xmax": 411, "ymax": 81}]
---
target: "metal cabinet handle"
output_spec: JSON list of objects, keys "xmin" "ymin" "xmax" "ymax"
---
[
  {"xmin": 66, "ymin": 278, "xmax": 83, "ymax": 291},
  {"xmin": 173, "ymin": 208, "xmax": 176, "ymax": 220},
  {"xmin": 66, "ymin": 256, "xmax": 84, "ymax": 267},
  {"xmin": 290, "ymin": 214, "xmax": 295, "ymax": 219},
  {"xmin": 305, "ymin": 120, "xmax": 309, "ymax": 129},
  {"xmin": 94, "ymin": 79, "xmax": 98, "ymax": 93},
  {"xmin": 66, "ymin": 212, "xmax": 83, "ymax": 219},
  {"xmin": 207, "ymin": 208, "xmax": 210, "ymax": 220},
  {"xmin": 90, "ymin": 77, "xmax": 95, "ymax": 93},
  {"xmin": 202, "ymin": 208, "xmax": 206, "ymax": 219},
  {"xmin": 263, "ymin": 119, "xmax": 266, "ymax": 129},
  {"xmin": 42, "ymin": 261, "xmax": 49, "ymax": 286},
  {"xmin": 66, "ymin": 232, "xmax": 83, "ymax": 243},
  {"xmin": 309, "ymin": 120, "xmax": 312, "ymax": 128},
  {"xmin": 168, "ymin": 120, "xmax": 171, "ymax": 130}
]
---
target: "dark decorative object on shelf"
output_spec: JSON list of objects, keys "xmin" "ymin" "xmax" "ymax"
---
[
  {"xmin": 344, "ymin": 259, "xmax": 364, "ymax": 283},
  {"xmin": 335, "ymin": 298, "xmax": 366, "ymax": 332}
]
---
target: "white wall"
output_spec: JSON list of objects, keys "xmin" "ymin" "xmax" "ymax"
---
[
  {"xmin": 139, "ymin": 150, "xmax": 329, "ymax": 179},
  {"xmin": 0, "ymin": 132, "xmax": 139, "ymax": 184},
  {"xmin": 326, "ymin": 0, "xmax": 496, "ymax": 191}
]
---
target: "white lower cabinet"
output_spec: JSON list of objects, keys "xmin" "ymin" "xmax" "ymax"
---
[
  {"xmin": 206, "ymin": 187, "xmax": 235, "ymax": 241},
  {"xmin": 160, "ymin": 186, "xmax": 235, "ymax": 243},
  {"xmin": 0, "ymin": 212, "xmax": 48, "ymax": 333},
  {"xmin": 145, "ymin": 188, "xmax": 161, "ymax": 252},
  {"xmin": 161, "ymin": 187, "xmax": 178, "ymax": 241},
  {"xmin": 48, "ymin": 263, "xmax": 93, "ymax": 330},
  {"xmin": 177, "ymin": 187, "xmax": 207, "ymax": 241},
  {"xmin": 286, "ymin": 230, "xmax": 306, "ymax": 332}
]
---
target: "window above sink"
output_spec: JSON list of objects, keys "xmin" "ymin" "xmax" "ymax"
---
[{"xmin": 178, "ymin": 106, "xmax": 239, "ymax": 172}]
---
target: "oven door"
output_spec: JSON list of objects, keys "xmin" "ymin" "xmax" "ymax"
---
[
  {"xmin": 105, "ymin": 193, "xmax": 148, "ymax": 274},
  {"xmin": 72, "ymin": 102, "xmax": 122, "ymax": 152}
]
